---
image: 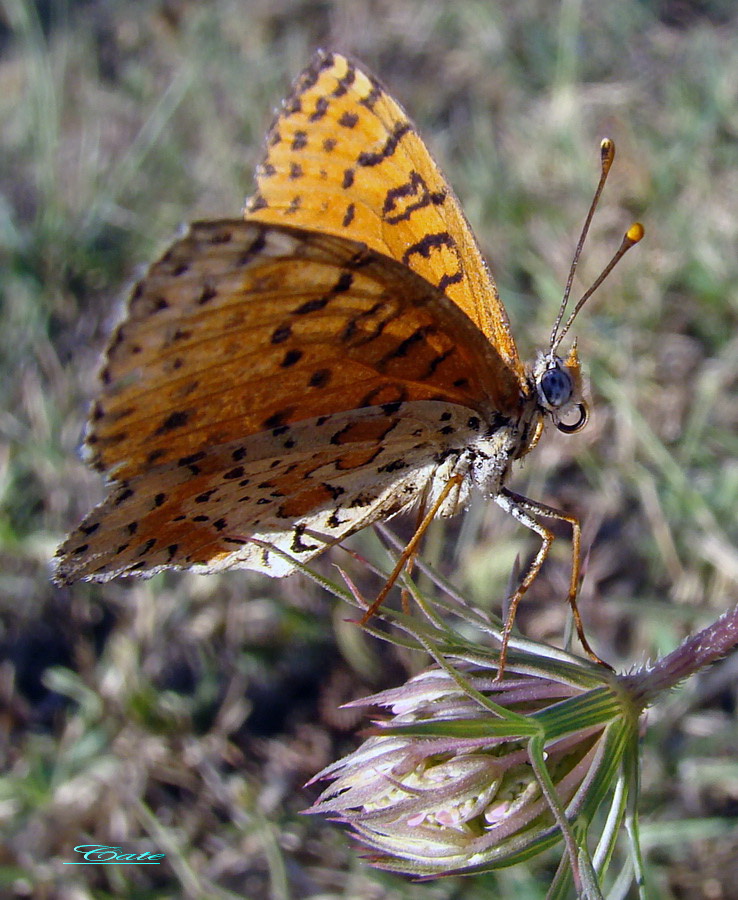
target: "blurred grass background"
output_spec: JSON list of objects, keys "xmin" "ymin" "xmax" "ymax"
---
[{"xmin": 1, "ymin": 0, "xmax": 738, "ymax": 897}]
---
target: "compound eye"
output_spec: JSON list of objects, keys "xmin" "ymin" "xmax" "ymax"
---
[{"xmin": 540, "ymin": 366, "xmax": 573, "ymax": 409}]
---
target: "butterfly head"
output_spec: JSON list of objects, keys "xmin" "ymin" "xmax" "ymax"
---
[
  {"xmin": 532, "ymin": 341, "xmax": 589, "ymax": 436},
  {"xmin": 515, "ymin": 342, "xmax": 587, "ymax": 461}
]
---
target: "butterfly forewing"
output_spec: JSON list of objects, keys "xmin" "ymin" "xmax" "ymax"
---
[
  {"xmin": 84, "ymin": 220, "xmax": 520, "ymax": 486},
  {"xmin": 245, "ymin": 50, "xmax": 525, "ymax": 387}
]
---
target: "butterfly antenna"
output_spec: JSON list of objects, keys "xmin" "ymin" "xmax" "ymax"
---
[
  {"xmin": 552, "ymin": 220, "xmax": 644, "ymax": 353},
  {"xmin": 549, "ymin": 138, "xmax": 617, "ymax": 350}
]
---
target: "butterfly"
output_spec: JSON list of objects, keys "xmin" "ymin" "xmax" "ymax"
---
[{"xmin": 54, "ymin": 50, "xmax": 642, "ymax": 672}]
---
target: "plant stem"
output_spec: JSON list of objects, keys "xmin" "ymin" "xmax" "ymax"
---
[{"xmin": 623, "ymin": 601, "xmax": 738, "ymax": 705}]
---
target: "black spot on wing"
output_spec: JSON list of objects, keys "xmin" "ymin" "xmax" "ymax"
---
[
  {"xmin": 155, "ymin": 410, "xmax": 190, "ymax": 435},
  {"xmin": 271, "ymin": 324, "xmax": 292, "ymax": 344},
  {"xmin": 198, "ymin": 285, "xmax": 218, "ymax": 305},
  {"xmin": 248, "ymin": 193, "xmax": 267, "ymax": 212},
  {"xmin": 377, "ymin": 458, "xmax": 406, "ymax": 473},
  {"xmin": 284, "ymin": 95, "xmax": 302, "ymax": 116},
  {"xmin": 377, "ymin": 326, "xmax": 432, "ymax": 369},
  {"xmin": 137, "ymin": 538, "xmax": 156, "ymax": 557},
  {"xmin": 281, "ymin": 348, "xmax": 303, "ymax": 367},
  {"xmin": 263, "ymin": 409, "xmax": 295, "ymax": 429},
  {"xmin": 309, "ymin": 96, "xmax": 329, "ymax": 121},
  {"xmin": 359, "ymin": 78, "xmax": 382, "ymax": 110},
  {"xmin": 342, "ymin": 203, "xmax": 355, "ymax": 228},
  {"xmin": 332, "ymin": 62, "xmax": 356, "ymax": 97},
  {"xmin": 338, "ymin": 111, "xmax": 359, "ymax": 128},
  {"xmin": 115, "ymin": 487, "xmax": 133, "ymax": 506},
  {"xmin": 401, "ymin": 231, "xmax": 456, "ymax": 264},
  {"xmin": 437, "ymin": 270, "xmax": 464, "ymax": 293},
  {"xmin": 308, "ymin": 369, "xmax": 331, "ymax": 388},
  {"xmin": 293, "ymin": 296, "xmax": 328, "ymax": 315},
  {"xmin": 291, "ymin": 525, "xmax": 319, "ymax": 553},
  {"xmin": 382, "ymin": 171, "xmax": 446, "ymax": 225},
  {"xmin": 357, "ymin": 121, "xmax": 412, "ymax": 167}
]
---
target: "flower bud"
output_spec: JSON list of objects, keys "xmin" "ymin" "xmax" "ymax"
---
[{"xmin": 306, "ymin": 652, "xmax": 639, "ymax": 877}]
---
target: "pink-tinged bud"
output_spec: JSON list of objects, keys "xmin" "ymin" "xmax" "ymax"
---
[{"xmin": 305, "ymin": 653, "xmax": 640, "ymax": 878}]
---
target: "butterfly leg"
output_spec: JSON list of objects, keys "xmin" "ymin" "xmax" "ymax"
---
[
  {"xmin": 494, "ymin": 487, "xmax": 612, "ymax": 679},
  {"xmin": 359, "ymin": 473, "xmax": 465, "ymax": 626},
  {"xmin": 399, "ymin": 494, "xmax": 430, "ymax": 616}
]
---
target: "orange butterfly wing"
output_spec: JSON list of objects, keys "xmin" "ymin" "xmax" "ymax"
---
[
  {"xmin": 85, "ymin": 220, "xmax": 520, "ymax": 482},
  {"xmin": 245, "ymin": 50, "xmax": 526, "ymax": 392},
  {"xmin": 54, "ymin": 221, "xmax": 522, "ymax": 583}
]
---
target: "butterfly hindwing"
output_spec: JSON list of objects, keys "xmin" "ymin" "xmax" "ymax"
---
[{"xmin": 54, "ymin": 401, "xmax": 506, "ymax": 583}]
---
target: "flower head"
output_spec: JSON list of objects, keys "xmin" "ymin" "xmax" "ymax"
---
[{"xmin": 306, "ymin": 648, "xmax": 640, "ymax": 878}]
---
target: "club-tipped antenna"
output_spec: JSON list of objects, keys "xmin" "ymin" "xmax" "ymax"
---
[
  {"xmin": 549, "ymin": 138, "xmax": 617, "ymax": 350},
  {"xmin": 551, "ymin": 221, "xmax": 644, "ymax": 353}
]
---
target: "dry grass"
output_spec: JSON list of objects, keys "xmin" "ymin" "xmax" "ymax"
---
[{"xmin": 2, "ymin": 1, "xmax": 738, "ymax": 897}]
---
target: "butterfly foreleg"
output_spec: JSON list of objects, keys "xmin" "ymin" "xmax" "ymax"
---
[
  {"xmin": 358, "ymin": 472, "xmax": 465, "ymax": 626},
  {"xmin": 494, "ymin": 487, "xmax": 611, "ymax": 678},
  {"xmin": 398, "ymin": 489, "xmax": 430, "ymax": 616}
]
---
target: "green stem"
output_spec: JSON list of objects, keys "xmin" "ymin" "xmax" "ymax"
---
[{"xmin": 624, "ymin": 601, "xmax": 738, "ymax": 706}]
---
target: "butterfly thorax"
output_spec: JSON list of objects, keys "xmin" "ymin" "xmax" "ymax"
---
[{"xmin": 431, "ymin": 343, "xmax": 588, "ymax": 516}]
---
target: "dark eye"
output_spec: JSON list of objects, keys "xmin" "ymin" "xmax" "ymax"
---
[{"xmin": 540, "ymin": 367, "xmax": 572, "ymax": 408}]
